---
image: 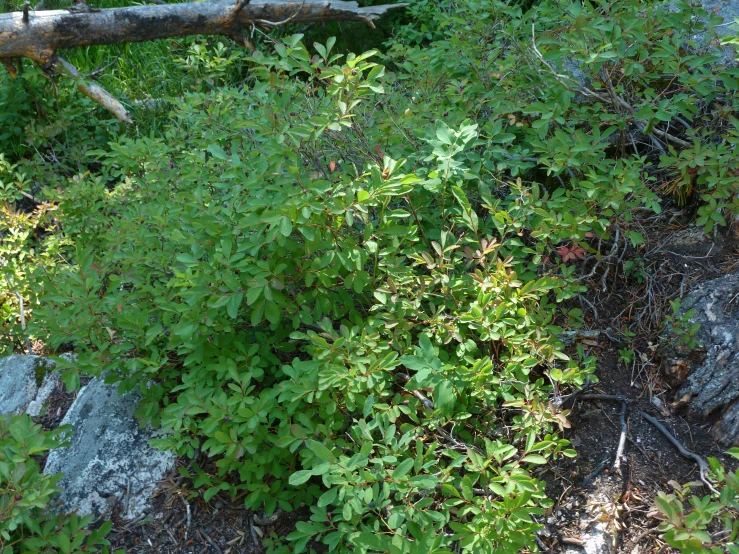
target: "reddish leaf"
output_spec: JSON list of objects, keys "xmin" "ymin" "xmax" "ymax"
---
[{"xmin": 329, "ymin": 161, "xmax": 336, "ymax": 172}]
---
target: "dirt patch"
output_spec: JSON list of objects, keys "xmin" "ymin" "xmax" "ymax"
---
[
  {"xmin": 37, "ymin": 375, "xmax": 90, "ymax": 431},
  {"xmin": 540, "ymin": 212, "xmax": 739, "ymax": 553},
  {"xmin": 104, "ymin": 466, "xmax": 305, "ymax": 553}
]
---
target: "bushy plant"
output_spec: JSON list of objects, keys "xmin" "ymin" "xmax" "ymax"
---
[
  {"xmin": 0, "ymin": 414, "xmax": 116, "ymax": 553},
  {"xmin": 385, "ymin": 0, "xmax": 738, "ymax": 233},
  {"xmin": 664, "ymin": 298, "xmax": 702, "ymax": 350},
  {"xmin": 0, "ymin": 154, "xmax": 73, "ymax": 355},
  {"xmin": 653, "ymin": 449, "xmax": 739, "ymax": 553},
  {"xmin": 3, "ymin": 0, "xmax": 739, "ymax": 551},
  {"xmin": 27, "ymin": 33, "xmax": 597, "ymax": 552}
]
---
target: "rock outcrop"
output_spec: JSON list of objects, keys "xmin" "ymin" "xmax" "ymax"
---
[
  {"xmin": 662, "ymin": 271, "xmax": 739, "ymax": 445},
  {"xmin": 0, "ymin": 354, "xmax": 174, "ymax": 520},
  {"xmin": 43, "ymin": 377, "xmax": 175, "ymax": 519},
  {"xmin": 0, "ymin": 355, "xmax": 58, "ymax": 415}
]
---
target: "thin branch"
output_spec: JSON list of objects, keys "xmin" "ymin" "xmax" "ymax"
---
[
  {"xmin": 638, "ymin": 410, "xmax": 718, "ymax": 494},
  {"xmin": 85, "ymin": 54, "xmax": 121, "ymax": 79},
  {"xmin": 613, "ymin": 399, "xmax": 628, "ymax": 474},
  {"xmin": 577, "ymin": 393, "xmax": 628, "ymax": 402},
  {"xmin": 530, "ymin": 24, "xmax": 691, "ymax": 151},
  {"xmin": 396, "ymin": 372, "xmax": 434, "ymax": 409},
  {"xmin": 0, "ymin": 255, "xmax": 32, "ymax": 355},
  {"xmin": 49, "ymin": 56, "xmax": 132, "ymax": 123}
]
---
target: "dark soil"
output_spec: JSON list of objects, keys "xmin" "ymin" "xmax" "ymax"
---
[
  {"xmin": 538, "ymin": 212, "xmax": 739, "ymax": 553},
  {"xmin": 103, "ymin": 470, "xmax": 308, "ymax": 553}
]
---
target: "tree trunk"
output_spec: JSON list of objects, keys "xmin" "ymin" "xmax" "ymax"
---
[
  {"xmin": 0, "ymin": 0, "xmax": 404, "ymax": 121},
  {"xmin": 0, "ymin": 0, "xmax": 403, "ymax": 63}
]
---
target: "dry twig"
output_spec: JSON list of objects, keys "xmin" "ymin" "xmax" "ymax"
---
[{"xmin": 613, "ymin": 399, "xmax": 628, "ymax": 474}]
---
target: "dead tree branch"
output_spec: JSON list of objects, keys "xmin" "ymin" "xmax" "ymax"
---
[{"xmin": 0, "ymin": 0, "xmax": 405, "ymax": 119}]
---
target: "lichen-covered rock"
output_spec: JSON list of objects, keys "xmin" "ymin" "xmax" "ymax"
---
[
  {"xmin": 43, "ymin": 377, "xmax": 174, "ymax": 519},
  {"xmin": 0, "ymin": 355, "xmax": 55, "ymax": 415},
  {"xmin": 662, "ymin": 271, "xmax": 739, "ymax": 446},
  {"xmin": 663, "ymin": 0, "xmax": 739, "ymax": 65}
]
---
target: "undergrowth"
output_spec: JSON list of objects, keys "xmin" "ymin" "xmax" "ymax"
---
[{"xmin": 1, "ymin": 0, "xmax": 739, "ymax": 552}]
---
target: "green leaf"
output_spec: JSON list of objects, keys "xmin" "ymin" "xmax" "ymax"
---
[
  {"xmin": 363, "ymin": 394, "xmax": 375, "ymax": 418},
  {"xmin": 460, "ymin": 475, "xmax": 474, "ymax": 501},
  {"xmin": 57, "ymin": 532, "xmax": 71, "ymax": 553},
  {"xmin": 317, "ymin": 487, "xmax": 338, "ymax": 508},
  {"xmin": 227, "ymin": 294, "xmax": 242, "ymax": 319},
  {"xmin": 176, "ymin": 253, "xmax": 197, "ymax": 264},
  {"xmin": 521, "ymin": 454, "xmax": 548, "ymax": 465},
  {"xmin": 207, "ymin": 144, "xmax": 228, "ymax": 160},
  {"xmin": 408, "ymin": 475, "xmax": 437, "ymax": 489},
  {"xmin": 203, "ymin": 486, "xmax": 220, "ymax": 502},
  {"xmin": 392, "ymin": 459, "xmax": 414, "ymax": 479},
  {"xmin": 434, "ymin": 380, "xmax": 455, "ymax": 418},
  {"xmin": 307, "ymin": 440, "xmax": 335, "ymax": 461},
  {"xmin": 279, "ymin": 217, "xmax": 293, "ymax": 237},
  {"xmin": 274, "ymin": 435, "xmax": 296, "ymax": 448},
  {"xmin": 348, "ymin": 532, "xmax": 393, "ymax": 552},
  {"xmin": 289, "ymin": 470, "xmax": 313, "ymax": 486}
]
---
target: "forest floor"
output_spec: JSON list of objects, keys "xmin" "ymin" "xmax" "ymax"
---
[
  {"xmin": 542, "ymin": 208, "xmax": 739, "ymax": 554},
  {"xmin": 36, "ymin": 207, "xmax": 739, "ymax": 554}
]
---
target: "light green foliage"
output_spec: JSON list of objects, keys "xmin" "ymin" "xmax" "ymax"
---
[
  {"xmin": 665, "ymin": 299, "xmax": 702, "ymax": 350},
  {"xmin": 0, "ymin": 156, "xmax": 72, "ymax": 355},
  {"xmin": 653, "ymin": 450, "xmax": 739, "ymax": 553},
  {"xmin": 0, "ymin": 414, "xmax": 116, "ymax": 553},
  {"xmin": 387, "ymin": 0, "xmax": 738, "ymax": 234}
]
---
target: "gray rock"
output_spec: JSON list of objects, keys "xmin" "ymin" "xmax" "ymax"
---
[
  {"xmin": 663, "ymin": 271, "xmax": 739, "ymax": 445},
  {"xmin": 25, "ymin": 370, "xmax": 60, "ymax": 417},
  {"xmin": 0, "ymin": 355, "xmax": 55, "ymax": 415},
  {"xmin": 690, "ymin": 0, "xmax": 739, "ymax": 39},
  {"xmin": 43, "ymin": 378, "xmax": 175, "ymax": 519},
  {"xmin": 663, "ymin": 0, "xmax": 739, "ymax": 64}
]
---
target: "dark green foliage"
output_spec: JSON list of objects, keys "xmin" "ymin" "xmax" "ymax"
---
[
  {"xmin": 1, "ymin": 0, "xmax": 739, "ymax": 552},
  {"xmin": 0, "ymin": 414, "xmax": 116, "ymax": 553}
]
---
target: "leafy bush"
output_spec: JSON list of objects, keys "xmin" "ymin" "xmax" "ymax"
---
[
  {"xmin": 0, "ymin": 154, "xmax": 73, "ymax": 356},
  {"xmin": 386, "ymin": 0, "xmax": 738, "ymax": 232},
  {"xmin": 653, "ymin": 449, "xmax": 739, "ymax": 553},
  {"xmin": 0, "ymin": 414, "xmax": 116, "ymax": 553},
  {"xmin": 28, "ymin": 34, "xmax": 595, "ymax": 553},
  {"xmin": 2, "ymin": 0, "xmax": 739, "ymax": 551},
  {"xmin": 664, "ymin": 298, "xmax": 703, "ymax": 350}
]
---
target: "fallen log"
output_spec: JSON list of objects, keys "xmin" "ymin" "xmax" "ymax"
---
[{"xmin": 0, "ymin": 0, "xmax": 404, "ymax": 121}]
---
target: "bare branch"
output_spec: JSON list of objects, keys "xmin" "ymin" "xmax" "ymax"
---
[{"xmin": 49, "ymin": 56, "xmax": 133, "ymax": 123}]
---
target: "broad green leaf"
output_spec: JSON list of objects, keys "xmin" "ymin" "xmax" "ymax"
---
[
  {"xmin": 289, "ymin": 470, "xmax": 314, "ymax": 486},
  {"xmin": 392, "ymin": 459, "xmax": 414, "ymax": 479},
  {"xmin": 434, "ymin": 380, "xmax": 455, "ymax": 418}
]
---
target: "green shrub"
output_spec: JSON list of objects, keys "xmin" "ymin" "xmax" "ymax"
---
[
  {"xmin": 27, "ymin": 34, "xmax": 596, "ymax": 552},
  {"xmin": 653, "ymin": 449, "xmax": 739, "ymax": 553},
  {"xmin": 3, "ymin": 0, "xmax": 739, "ymax": 551},
  {"xmin": 0, "ymin": 414, "xmax": 116, "ymax": 553}
]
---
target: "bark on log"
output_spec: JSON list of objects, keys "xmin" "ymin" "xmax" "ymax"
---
[{"xmin": 0, "ymin": 0, "xmax": 404, "ymax": 63}]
